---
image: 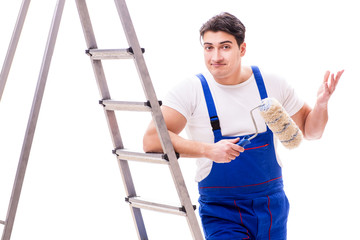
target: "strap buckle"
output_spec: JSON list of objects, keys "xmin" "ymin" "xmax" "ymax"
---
[{"xmin": 210, "ymin": 116, "xmax": 220, "ymax": 131}]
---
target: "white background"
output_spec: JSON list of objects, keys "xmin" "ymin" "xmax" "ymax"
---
[{"xmin": 0, "ymin": 0, "xmax": 359, "ymax": 239}]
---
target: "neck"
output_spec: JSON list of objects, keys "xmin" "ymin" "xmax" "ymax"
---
[{"xmin": 214, "ymin": 66, "xmax": 252, "ymax": 85}]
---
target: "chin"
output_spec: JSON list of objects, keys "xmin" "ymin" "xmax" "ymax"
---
[{"xmin": 210, "ymin": 71, "xmax": 228, "ymax": 79}]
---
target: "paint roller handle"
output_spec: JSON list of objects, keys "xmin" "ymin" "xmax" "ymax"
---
[{"xmin": 237, "ymin": 136, "xmax": 251, "ymax": 147}]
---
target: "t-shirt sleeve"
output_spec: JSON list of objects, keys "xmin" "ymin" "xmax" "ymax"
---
[
  {"xmin": 280, "ymin": 78, "xmax": 304, "ymax": 116},
  {"xmin": 162, "ymin": 78, "xmax": 198, "ymax": 120},
  {"xmin": 264, "ymin": 73, "xmax": 304, "ymax": 117}
]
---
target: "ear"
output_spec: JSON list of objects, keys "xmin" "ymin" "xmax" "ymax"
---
[{"xmin": 240, "ymin": 42, "xmax": 246, "ymax": 57}]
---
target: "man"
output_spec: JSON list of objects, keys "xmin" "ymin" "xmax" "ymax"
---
[{"xmin": 143, "ymin": 12, "xmax": 343, "ymax": 240}]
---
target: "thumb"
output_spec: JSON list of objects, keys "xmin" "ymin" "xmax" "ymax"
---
[
  {"xmin": 229, "ymin": 138, "xmax": 245, "ymax": 152},
  {"xmin": 229, "ymin": 137, "xmax": 240, "ymax": 144}
]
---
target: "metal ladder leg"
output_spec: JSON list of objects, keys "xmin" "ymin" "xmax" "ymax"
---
[
  {"xmin": 76, "ymin": 0, "xmax": 204, "ymax": 239},
  {"xmin": 113, "ymin": 1, "xmax": 204, "ymax": 239},
  {"xmin": 74, "ymin": 0, "xmax": 148, "ymax": 239},
  {"xmin": 0, "ymin": 0, "xmax": 31, "ymax": 102},
  {"xmin": 1, "ymin": 1, "xmax": 66, "ymax": 239}
]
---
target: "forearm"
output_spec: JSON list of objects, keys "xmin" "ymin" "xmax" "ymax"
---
[
  {"xmin": 303, "ymin": 102, "xmax": 328, "ymax": 140},
  {"xmin": 143, "ymin": 129, "xmax": 243, "ymax": 163},
  {"xmin": 169, "ymin": 131, "xmax": 210, "ymax": 158},
  {"xmin": 143, "ymin": 128, "xmax": 209, "ymax": 158},
  {"xmin": 143, "ymin": 104, "xmax": 243, "ymax": 162}
]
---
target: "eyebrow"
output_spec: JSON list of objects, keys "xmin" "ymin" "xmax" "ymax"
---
[{"xmin": 203, "ymin": 40, "xmax": 233, "ymax": 45}]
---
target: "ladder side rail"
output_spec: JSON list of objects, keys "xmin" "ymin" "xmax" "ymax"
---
[
  {"xmin": 74, "ymin": 0, "xmax": 121, "ymax": 147},
  {"xmin": 113, "ymin": 1, "xmax": 204, "ymax": 239},
  {"xmin": 74, "ymin": 1, "xmax": 148, "ymax": 239},
  {"xmin": 1, "ymin": 1, "xmax": 66, "ymax": 240},
  {"xmin": 0, "ymin": 0, "xmax": 32, "ymax": 102},
  {"xmin": 113, "ymin": 0, "xmax": 181, "ymax": 169}
]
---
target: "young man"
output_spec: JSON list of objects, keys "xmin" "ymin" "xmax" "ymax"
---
[{"xmin": 143, "ymin": 12, "xmax": 343, "ymax": 240}]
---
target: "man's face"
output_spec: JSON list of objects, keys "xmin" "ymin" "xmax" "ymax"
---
[{"xmin": 203, "ymin": 31, "xmax": 246, "ymax": 83}]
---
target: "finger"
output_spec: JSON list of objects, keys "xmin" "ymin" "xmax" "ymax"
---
[
  {"xmin": 335, "ymin": 70, "xmax": 344, "ymax": 84},
  {"xmin": 332, "ymin": 70, "xmax": 344, "ymax": 90},
  {"xmin": 322, "ymin": 78, "xmax": 330, "ymax": 94},
  {"xmin": 231, "ymin": 138, "xmax": 245, "ymax": 150},
  {"xmin": 225, "ymin": 155, "xmax": 232, "ymax": 163},
  {"xmin": 323, "ymin": 70, "xmax": 330, "ymax": 83},
  {"xmin": 230, "ymin": 145, "xmax": 244, "ymax": 154},
  {"xmin": 330, "ymin": 70, "xmax": 344, "ymax": 93},
  {"xmin": 239, "ymin": 146, "xmax": 244, "ymax": 153},
  {"xmin": 229, "ymin": 150, "xmax": 240, "ymax": 158},
  {"xmin": 329, "ymin": 73, "xmax": 336, "ymax": 93},
  {"xmin": 336, "ymin": 69, "xmax": 344, "ymax": 78},
  {"xmin": 227, "ymin": 148, "xmax": 239, "ymax": 158},
  {"xmin": 232, "ymin": 144, "xmax": 244, "ymax": 154},
  {"xmin": 217, "ymin": 156, "xmax": 231, "ymax": 163},
  {"xmin": 332, "ymin": 74, "xmax": 340, "ymax": 90},
  {"xmin": 228, "ymin": 153, "xmax": 238, "ymax": 161}
]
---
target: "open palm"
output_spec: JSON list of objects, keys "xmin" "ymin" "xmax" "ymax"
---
[{"xmin": 317, "ymin": 70, "xmax": 344, "ymax": 106}]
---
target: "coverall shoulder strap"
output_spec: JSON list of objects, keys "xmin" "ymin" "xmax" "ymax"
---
[
  {"xmin": 251, "ymin": 66, "xmax": 268, "ymax": 100},
  {"xmin": 196, "ymin": 73, "xmax": 222, "ymax": 140}
]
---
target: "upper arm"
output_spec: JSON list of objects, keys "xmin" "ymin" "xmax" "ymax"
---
[
  {"xmin": 143, "ymin": 105, "xmax": 187, "ymax": 152},
  {"xmin": 161, "ymin": 106, "xmax": 187, "ymax": 134},
  {"xmin": 145, "ymin": 105, "xmax": 187, "ymax": 134},
  {"xmin": 291, "ymin": 103, "xmax": 311, "ymax": 135}
]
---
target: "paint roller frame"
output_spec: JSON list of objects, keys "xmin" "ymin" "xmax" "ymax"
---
[
  {"xmin": 237, "ymin": 98, "xmax": 303, "ymax": 149},
  {"xmin": 237, "ymin": 105, "xmax": 260, "ymax": 147}
]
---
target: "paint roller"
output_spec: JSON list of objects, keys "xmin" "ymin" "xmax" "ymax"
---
[{"xmin": 238, "ymin": 97, "xmax": 303, "ymax": 149}]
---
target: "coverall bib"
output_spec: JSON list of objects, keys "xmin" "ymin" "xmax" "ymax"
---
[{"xmin": 196, "ymin": 66, "xmax": 289, "ymax": 240}]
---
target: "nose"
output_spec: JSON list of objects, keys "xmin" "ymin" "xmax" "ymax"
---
[{"xmin": 212, "ymin": 48, "xmax": 223, "ymax": 62}]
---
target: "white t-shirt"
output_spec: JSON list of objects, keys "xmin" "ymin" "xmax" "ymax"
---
[{"xmin": 163, "ymin": 68, "xmax": 304, "ymax": 182}]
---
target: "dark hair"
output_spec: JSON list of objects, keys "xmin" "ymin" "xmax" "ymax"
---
[{"xmin": 199, "ymin": 12, "xmax": 246, "ymax": 47}]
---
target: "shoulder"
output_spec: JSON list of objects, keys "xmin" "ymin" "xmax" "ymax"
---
[
  {"xmin": 172, "ymin": 74, "xmax": 204, "ymax": 91},
  {"xmin": 162, "ymin": 73, "xmax": 207, "ymax": 119},
  {"xmin": 256, "ymin": 66, "xmax": 292, "ymax": 95},
  {"xmin": 257, "ymin": 66, "xmax": 305, "ymax": 116},
  {"xmin": 258, "ymin": 67, "xmax": 287, "ymax": 85}
]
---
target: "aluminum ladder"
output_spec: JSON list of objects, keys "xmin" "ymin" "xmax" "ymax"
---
[{"xmin": 0, "ymin": 0, "xmax": 204, "ymax": 239}]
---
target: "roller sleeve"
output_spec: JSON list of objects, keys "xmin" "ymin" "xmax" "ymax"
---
[{"xmin": 259, "ymin": 98, "xmax": 303, "ymax": 149}]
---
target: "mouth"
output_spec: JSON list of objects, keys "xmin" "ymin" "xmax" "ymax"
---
[{"xmin": 211, "ymin": 63, "xmax": 226, "ymax": 67}]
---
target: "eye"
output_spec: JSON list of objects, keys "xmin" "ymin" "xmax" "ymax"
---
[
  {"xmin": 222, "ymin": 45, "xmax": 231, "ymax": 50},
  {"xmin": 204, "ymin": 45, "xmax": 213, "ymax": 51}
]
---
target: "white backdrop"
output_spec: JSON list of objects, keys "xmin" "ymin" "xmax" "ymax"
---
[{"xmin": 0, "ymin": 0, "xmax": 359, "ymax": 239}]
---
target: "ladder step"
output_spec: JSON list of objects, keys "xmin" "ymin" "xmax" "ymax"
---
[
  {"xmin": 100, "ymin": 100, "xmax": 152, "ymax": 112},
  {"xmin": 126, "ymin": 197, "xmax": 188, "ymax": 216},
  {"xmin": 86, "ymin": 47, "xmax": 144, "ymax": 60},
  {"xmin": 86, "ymin": 48, "xmax": 132, "ymax": 60},
  {"xmin": 0, "ymin": 220, "xmax": 5, "ymax": 225},
  {"xmin": 114, "ymin": 150, "xmax": 173, "ymax": 165}
]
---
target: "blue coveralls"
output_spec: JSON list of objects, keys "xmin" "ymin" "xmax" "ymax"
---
[{"xmin": 196, "ymin": 66, "xmax": 289, "ymax": 240}]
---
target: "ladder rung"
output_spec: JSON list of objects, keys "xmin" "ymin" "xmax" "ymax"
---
[
  {"xmin": 86, "ymin": 47, "xmax": 145, "ymax": 60},
  {"xmin": 0, "ymin": 220, "xmax": 5, "ymax": 225},
  {"xmin": 86, "ymin": 48, "xmax": 132, "ymax": 60},
  {"xmin": 100, "ymin": 100, "xmax": 151, "ymax": 112},
  {"xmin": 114, "ymin": 150, "xmax": 171, "ymax": 165},
  {"xmin": 126, "ymin": 197, "xmax": 187, "ymax": 216}
]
